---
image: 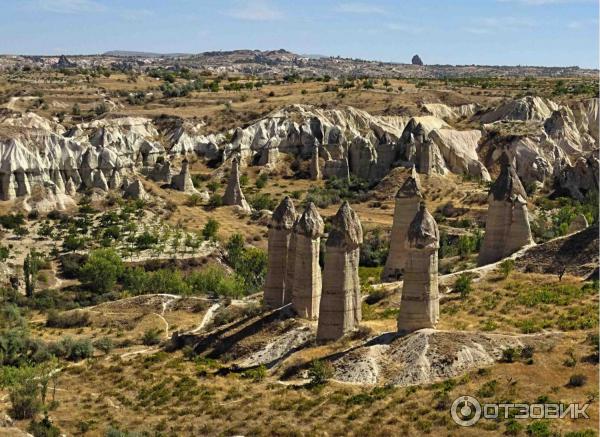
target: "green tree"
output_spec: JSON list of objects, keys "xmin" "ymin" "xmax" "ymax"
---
[
  {"xmin": 79, "ymin": 248, "xmax": 123, "ymax": 293},
  {"xmin": 24, "ymin": 250, "xmax": 42, "ymax": 298},
  {"xmin": 202, "ymin": 218, "xmax": 220, "ymax": 240}
]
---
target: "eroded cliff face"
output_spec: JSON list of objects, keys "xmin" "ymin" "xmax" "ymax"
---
[{"xmin": 1, "ymin": 96, "xmax": 597, "ymax": 206}]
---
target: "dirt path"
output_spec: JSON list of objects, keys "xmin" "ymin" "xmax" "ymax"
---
[{"xmin": 190, "ymin": 302, "xmax": 221, "ymax": 333}]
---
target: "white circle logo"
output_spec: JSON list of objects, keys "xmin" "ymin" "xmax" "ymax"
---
[{"xmin": 451, "ymin": 396, "xmax": 482, "ymax": 426}]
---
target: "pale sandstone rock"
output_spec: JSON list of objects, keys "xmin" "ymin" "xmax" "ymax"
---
[
  {"xmin": 170, "ymin": 158, "xmax": 196, "ymax": 193},
  {"xmin": 291, "ymin": 202, "xmax": 324, "ymax": 319},
  {"xmin": 381, "ymin": 167, "xmax": 423, "ymax": 281},
  {"xmin": 397, "ymin": 202, "xmax": 440, "ymax": 333},
  {"xmin": 317, "ymin": 201, "xmax": 363, "ymax": 341},
  {"xmin": 92, "ymin": 169, "xmax": 108, "ymax": 191},
  {"xmin": 478, "ymin": 154, "xmax": 534, "ymax": 266},
  {"xmin": 310, "ymin": 147, "xmax": 321, "ymax": 180},
  {"xmin": 124, "ymin": 179, "xmax": 148, "ymax": 200},
  {"xmin": 264, "ymin": 197, "xmax": 297, "ymax": 308},
  {"xmin": 223, "ymin": 156, "xmax": 251, "ymax": 212}
]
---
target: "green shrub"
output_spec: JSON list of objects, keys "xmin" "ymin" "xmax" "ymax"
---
[
  {"xmin": 255, "ymin": 173, "xmax": 268, "ymax": 189},
  {"xmin": 93, "ymin": 337, "xmax": 114, "ymax": 355},
  {"xmin": 454, "ymin": 273, "xmax": 473, "ymax": 299},
  {"xmin": 142, "ymin": 329, "xmax": 162, "ymax": 346},
  {"xmin": 499, "ymin": 259, "xmax": 515, "ymax": 278},
  {"xmin": 202, "ymin": 218, "xmax": 220, "ymax": 240},
  {"xmin": 526, "ymin": 420, "xmax": 552, "ymax": 437},
  {"xmin": 567, "ymin": 374, "xmax": 587, "ymax": 387},
  {"xmin": 308, "ymin": 360, "xmax": 333, "ymax": 386},
  {"xmin": 249, "ymin": 193, "xmax": 276, "ymax": 210},
  {"xmin": 242, "ymin": 365, "xmax": 267, "ymax": 382},
  {"xmin": 28, "ymin": 413, "xmax": 61, "ymax": 437},
  {"xmin": 207, "ymin": 194, "xmax": 223, "ymax": 209},
  {"xmin": 79, "ymin": 248, "xmax": 123, "ymax": 293},
  {"xmin": 46, "ymin": 310, "xmax": 90, "ymax": 328}
]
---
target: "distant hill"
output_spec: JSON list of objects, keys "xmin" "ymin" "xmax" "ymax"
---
[{"xmin": 103, "ymin": 51, "xmax": 192, "ymax": 58}]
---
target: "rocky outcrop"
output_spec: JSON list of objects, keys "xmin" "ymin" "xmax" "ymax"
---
[
  {"xmin": 381, "ymin": 167, "xmax": 423, "ymax": 281},
  {"xmin": 478, "ymin": 154, "xmax": 534, "ymax": 266},
  {"xmin": 170, "ymin": 158, "xmax": 195, "ymax": 193},
  {"xmin": 555, "ymin": 153, "xmax": 599, "ymax": 201},
  {"xmin": 429, "ymin": 129, "xmax": 490, "ymax": 181},
  {"xmin": 123, "ymin": 179, "xmax": 148, "ymax": 200},
  {"xmin": 317, "ymin": 202, "xmax": 363, "ymax": 341},
  {"xmin": 327, "ymin": 330, "xmax": 556, "ymax": 386},
  {"xmin": 264, "ymin": 197, "xmax": 297, "ymax": 308},
  {"xmin": 411, "ymin": 55, "xmax": 424, "ymax": 66},
  {"xmin": 223, "ymin": 156, "xmax": 250, "ymax": 212},
  {"xmin": 148, "ymin": 160, "xmax": 172, "ymax": 184},
  {"xmin": 290, "ymin": 202, "xmax": 324, "ymax": 319},
  {"xmin": 480, "ymin": 96, "xmax": 559, "ymax": 123},
  {"xmin": 397, "ymin": 203, "xmax": 440, "ymax": 333}
]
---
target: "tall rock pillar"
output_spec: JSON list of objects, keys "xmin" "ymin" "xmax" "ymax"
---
[
  {"xmin": 381, "ymin": 166, "xmax": 423, "ymax": 281},
  {"xmin": 477, "ymin": 153, "xmax": 533, "ymax": 266},
  {"xmin": 397, "ymin": 202, "xmax": 440, "ymax": 333},
  {"xmin": 223, "ymin": 156, "xmax": 251, "ymax": 213},
  {"xmin": 310, "ymin": 147, "xmax": 321, "ymax": 181},
  {"xmin": 317, "ymin": 202, "xmax": 363, "ymax": 341},
  {"xmin": 291, "ymin": 202, "xmax": 324, "ymax": 319},
  {"xmin": 263, "ymin": 197, "xmax": 297, "ymax": 308}
]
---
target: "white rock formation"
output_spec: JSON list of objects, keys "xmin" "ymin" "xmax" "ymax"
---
[
  {"xmin": 478, "ymin": 154, "xmax": 534, "ymax": 266},
  {"xmin": 397, "ymin": 203, "xmax": 440, "ymax": 333},
  {"xmin": 317, "ymin": 201, "xmax": 363, "ymax": 341},
  {"xmin": 264, "ymin": 196, "xmax": 297, "ymax": 308},
  {"xmin": 223, "ymin": 156, "xmax": 251, "ymax": 212},
  {"xmin": 170, "ymin": 158, "xmax": 196, "ymax": 193},
  {"xmin": 290, "ymin": 202, "xmax": 324, "ymax": 319},
  {"xmin": 381, "ymin": 167, "xmax": 423, "ymax": 282}
]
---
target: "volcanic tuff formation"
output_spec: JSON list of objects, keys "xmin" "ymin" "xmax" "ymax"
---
[
  {"xmin": 397, "ymin": 203, "xmax": 440, "ymax": 332},
  {"xmin": 223, "ymin": 156, "xmax": 251, "ymax": 212},
  {"xmin": 317, "ymin": 201, "xmax": 363, "ymax": 341},
  {"xmin": 0, "ymin": 97, "xmax": 597, "ymax": 207},
  {"xmin": 290, "ymin": 202, "xmax": 324, "ymax": 319},
  {"xmin": 478, "ymin": 153, "xmax": 534, "ymax": 266},
  {"xmin": 264, "ymin": 197, "xmax": 297, "ymax": 308},
  {"xmin": 381, "ymin": 166, "xmax": 423, "ymax": 281}
]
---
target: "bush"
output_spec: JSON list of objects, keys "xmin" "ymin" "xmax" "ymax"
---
[
  {"xmin": 207, "ymin": 194, "xmax": 223, "ymax": 209},
  {"xmin": 501, "ymin": 347, "xmax": 517, "ymax": 363},
  {"xmin": 249, "ymin": 193, "xmax": 276, "ymax": 210},
  {"xmin": 49, "ymin": 337, "xmax": 93, "ymax": 361},
  {"xmin": 255, "ymin": 173, "xmax": 268, "ymax": 189},
  {"xmin": 46, "ymin": 310, "xmax": 90, "ymax": 328},
  {"xmin": 79, "ymin": 248, "xmax": 123, "ymax": 293},
  {"xmin": 9, "ymin": 378, "xmax": 41, "ymax": 419},
  {"xmin": 28, "ymin": 413, "xmax": 61, "ymax": 437},
  {"xmin": 202, "ymin": 218, "xmax": 220, "ymax": 240},
  {"xmin": 454, "ymin": 273, "xmax": 473, "ymax": 298},
  {"xmin": 526, "ymin": 420, "xmax": 552, "ymax": 437},
  {"xmin": 308, "ymin": 360, "xmax": 333, "ymax": 386},
  {"xmin": 242, "ymin": 365, "xmax": 267, "ymax": 382},
  {"xmin": 93, "ymin": 337, "xmax": 114, "ymax": 355},
  {"xmin": 567, "ymin": 374, "xmax": 587, "ymax": 387},
  {"xmin": 359, "ymin": 228, "xmax": 389, "ymax": 267},
  {"xmin": 142, "ymin": 329, "xmax": 162, "ymax": 346},
  {"xmin": 499, "ymin": 259, "xmax": 515, "ymax": 278}
]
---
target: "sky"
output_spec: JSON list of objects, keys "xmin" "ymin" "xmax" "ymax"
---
[{"xmin": 0, "ymin": 0, "xmax": 597, "ymax": 68}]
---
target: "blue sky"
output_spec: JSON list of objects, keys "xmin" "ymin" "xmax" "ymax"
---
[{"xmin": 0, "ymin": 0, "xmax": 597, "ymax": 67}]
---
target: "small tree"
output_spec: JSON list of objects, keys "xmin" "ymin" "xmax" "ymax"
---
[
  {"xmin": 202, "ymin": 218, "xmax": 220, "ymax": 241},
  {"xmin": 454, "ymin": 273, "xmax": 473, "ymax": 299},
  {"xmin": 23, "ymin": 250, "xmax": 42, "ymax": 298},
  {"xmin": 499, "ymin": 259, "xmax": 515, "ymax": 279},
  {"xmin": 79, "ymin": 248, "xmax": 123, "ymax": 293}
]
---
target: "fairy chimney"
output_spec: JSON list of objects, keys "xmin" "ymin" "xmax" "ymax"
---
[
  {"xmin": 477, "ymin": 153, "xmax": 533, "ymax": 266},
  {"xmin": 264, "ymin": 197, "xmax": 297, "ymax": 308},
  {"xmin": 317, "ymin": 202, "xmax": 363, "ymax": 341},
  {"xmin": 397, "ymin": 202, "xmax": 440, "ymax": 333},
  {"xmin": 171, "ymin": 158, "xmax": 195, "ymax": 193},
  {"xmin": 310, "ymin": 147, "xmax": 321, "ymax": 180},
  {"xmin": 290, "ymin": 202, "xmax": 324, "ymax": 319},
  {"xmin": 223, "ymin": 156, "xmax": 251, "ymax": 212},
  {"xmin": 381, "ymin": 166, "xmax": 423, "ymax": 281}
]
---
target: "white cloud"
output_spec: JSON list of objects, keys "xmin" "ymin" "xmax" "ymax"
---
[
  {"xmin": 336, "ymin": 2, "xmax": 385, "ymax": 14},
  {"xmin": 224, "ymin": 0, "xmax": 284, "ymax": 21},
  {"xmin": 28, "ymin": 0, "xmax": 105, "ymax": 14}
]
